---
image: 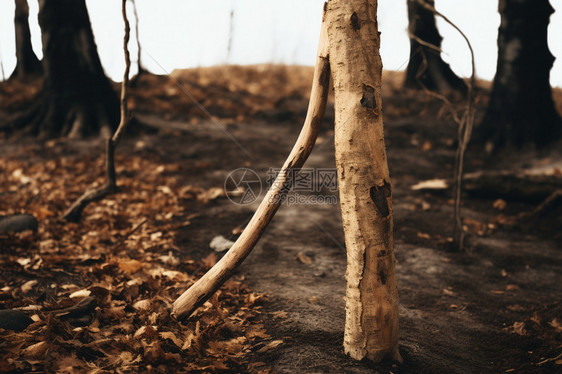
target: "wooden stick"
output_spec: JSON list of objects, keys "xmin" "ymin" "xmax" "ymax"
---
[{"xmin": 171, "ymin": 13, "xmax": 331, "ymax": 320}]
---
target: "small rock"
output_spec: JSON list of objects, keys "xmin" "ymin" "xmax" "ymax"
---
[
  {"xmin": 0, "ymin": 309, "xmax": 33, "ymax": 331},
  {"xmin": 210, "ymin": 235, "xmax": 235, "ymax": 252},
  {"xmin": 0, "ymin": 214, "xmax": 38, "ymax": 233}
]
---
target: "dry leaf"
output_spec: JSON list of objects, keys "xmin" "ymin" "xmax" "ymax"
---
[
  {"xmin": 297, "ymin": 252, "xmax": 313, "ymax": 264},
  {"xmin": 210, "ymin": 235, "xmax": 235, "ymax": 252},
  {"xmin": 493, "ymin": 199, "xmax": 507, "ymax": 210},
  {"xmin": 417, "ymin": 232, "xmax": 431, "ymax": 240},
  {"xmin": 133, "ymin": 299, "xmax": 151, "ymax": 311},
  {"xmin": 443, "ymin": 288, "xmax": 455, "ymax": 296},
  {"xmin": 257, "ymin": 340, "xmax": 283, "ymax": 353},
  {"xmin": 513, "ymin": 321, "xmax": 526, "ymax": 336},
  {"xmin": 411, "ymin": 179, "xmax": 448, "ymax": 190},
  {"xmin": 21, "ymin": 280, "xmax": 38, "ymax": 293},
  {"xmin": 160, "ymin": 331, "xmax": 183, "ymax": 348},
  {"xmin": 550, "ymin": 318, "xmax": 562, "ymax": 332},
  {"xmin": 69, "ymin": 289, "xmax": 91, "ymax": 299},
  {"xmin": 118, "ymin": 259, "xmax": 143, "ymax": 274},
  {"xmin": 134, "ymin": 325, "xmax": 158, "ymax": 340},
  {"xmin": 22, "ymin": 341, "xmax": 48, "ymax": 358}
]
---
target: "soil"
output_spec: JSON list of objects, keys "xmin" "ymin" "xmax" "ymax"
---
[{"xmin": 1, "ymin": 65, "xmax": 561, "ymax": 373}]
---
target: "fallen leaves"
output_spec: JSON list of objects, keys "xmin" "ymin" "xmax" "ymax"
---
[{"xmin": 0, "ymin": 151, "xmax": 274, "ymax": 372}]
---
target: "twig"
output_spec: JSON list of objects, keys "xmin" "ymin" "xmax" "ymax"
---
[
  {"xmin": 414, "ymin": 0, "xmax": 476, "ymax": 251},
  {"xmin": 0, "ymin": 56, "xmax": 5, "ymax": 81},
  {"xmin": 537, "ymin": 352, "xmax": 562, "ymax": 366},
  {"xmin": 63, "ymin": 0, "xmax": 132, "ymax": 222},
  {"xmin": 130, "ymin": 0, "xmax": 145, "ymax": 74},
  {"xmin": 226, "ymin": 8, "xmax": 234, "ymax": 63},
  {"xmin": 52, "ymin": 296, "xmax": 97, "ymax": 319}
]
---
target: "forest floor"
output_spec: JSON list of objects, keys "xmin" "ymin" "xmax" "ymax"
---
[{"xmin": 0, "ymin": 65, "xmax": 561, "ymax": 373}]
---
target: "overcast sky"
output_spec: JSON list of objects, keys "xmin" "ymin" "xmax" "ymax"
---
[{"xmin": 0, "ymin": 0, "xmax": 561, "ymax": 87}]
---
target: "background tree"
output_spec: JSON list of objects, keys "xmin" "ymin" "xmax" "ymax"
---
[
  {"xmin": 480, "ymin": 0, "xmax": 561, "ymax": 149},
  {"xmin": 10, "ymin": 0, "xmax": 41, "ymax": 80},
  {"xmin": 404, "ymin": 0, "xmax": 466, "ymax": 95},
  {"xmin": 16, "ymin": 0, "xmax": 118, "ymax": 138}
]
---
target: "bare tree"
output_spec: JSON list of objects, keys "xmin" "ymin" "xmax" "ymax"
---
[
  {"xmin": 173, "ymin": 0, "xmax": 400, "ymax": 363},
  {"xmin": 10, "ymin": 0, "xmax": 42, "ymax": 80},
  {"xmin": 480, "ymin": 0, "xmax": 561, "ymax": 149},
  {"xmin": 404, "ymin": 0, "xmax": 466, "ymax": 95}
]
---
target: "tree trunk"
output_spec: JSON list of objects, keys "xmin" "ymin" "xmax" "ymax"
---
[
  {"xmin": 404, "ymin": 0, "xmax": 466, "ymax": 95},
  {"xmin": 480, "ymin": 0, "xmax": 561, "ymax": 148},
  {"xmin": 326, "ymin": 0, "xmax": 401, "ymax": 363},
  {"xmin": 22, "ymin": 0, "xmax": 119, "ymax": 138},
  {"xmin": 10, "ymin": 0, "xmax": 42, "ymax": 80}
]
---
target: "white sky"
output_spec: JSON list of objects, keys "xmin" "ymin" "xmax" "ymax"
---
[{"xmin": 0, "ymin": 0, "xmax": 561, "ymax": 87}]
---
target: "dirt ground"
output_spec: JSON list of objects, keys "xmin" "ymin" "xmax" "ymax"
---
[{"xmin": 1, "ymin": 65, "xmax": 561, "ymax": 373}]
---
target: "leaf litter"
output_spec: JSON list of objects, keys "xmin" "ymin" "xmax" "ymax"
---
[{"xmin": 0, "ymin": 149, "xmax": 276, "ymax": 373}]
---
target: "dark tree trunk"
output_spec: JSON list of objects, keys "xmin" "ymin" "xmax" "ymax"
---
[
  {"xmin": 20, "ymin": 0, "xmax": 119, "ymax": 138},
  {"xmin": 10, "ymin": 0, "xmax": 42, "ymax": 80},
  {"xmin": 480, "ymin": 0, "xmax": 561, "ymax": 148},
  {"xmin": 404, "ymin": 0, "xmax": 466, "ymax": 95}
]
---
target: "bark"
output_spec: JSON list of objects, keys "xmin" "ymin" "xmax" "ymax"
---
[
  {"xmin": 326, "ymin": 0, "xmax": 401, "ymax": 363},
  {"xmin": 172, "ymin": 17, "xmax": 331, "ymax": 320},
  {"xmin": 480, "ymin": 0, "xmax": 562, "ymax": 148},
  {"xmin": 17, "ymin": 0, "xmax": 119, "ymax": 138},
  {"xmin": 10, "ymin": 0, "xmax": 42, "ymax": 80},
  {"xmin": 404, "ymin": 0, "xmax": 466, "ymax": 95}
]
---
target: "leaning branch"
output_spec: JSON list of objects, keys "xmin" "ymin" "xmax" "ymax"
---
[
  {"xmin": 172, "ymin": 20, "xmax": 331, "ymax": 320},
  {"xmin": 63, "ymin": 0, "xmax": 132, "ymax": 222}
]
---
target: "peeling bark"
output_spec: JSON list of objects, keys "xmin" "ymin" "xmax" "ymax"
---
[
  {"xmin": 326, "ymin": 0, "xmax": 401, "ymax": 363},
  {"xmin": 480, "ymin": 0, "xmax": 561, "ymax": 148}
]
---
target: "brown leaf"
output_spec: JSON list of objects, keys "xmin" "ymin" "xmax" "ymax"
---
[
  {"xmin": 22, "ymin": 341, "xmax": 48, "ymax": 359},
  {"xmin": 550, "ymin": 318, "xmax": 562, "ymax": 332},
  {"xmin": 257, "ymin": 340, "xmax": 283, "ymax": 353},
  {"xmin": 160, "ymin": 331, "xmax": 183, "ymax": 348},
  {"xmin": 513, "ymin": 321, "xmax": 527, "ymax": 335},
  {"xmin": 417, "ymin": 232, "xmax": 431, "ymax": 240},
  {"xmin": 297, "ymin": 252, "xmax": 313, "ymax": 264},
  {"xmin": 493, "ymin": 199, "xmax": 507, "ymax": 210},
  {"xmin": 118, "ymin": 259, "xmax": 143, "ymax": 274}
]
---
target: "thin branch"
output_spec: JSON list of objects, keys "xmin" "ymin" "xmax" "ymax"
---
[
  {"xmin": 130, "ymin": 0, "xmax": 145, "ymax": 74},
  {"xmin": 63, "ymin": 0, "xmax": 132, "ymax": 222},
  {"xmin": 414, "ymin": 0, "xmax": 476, "ymax": 251}
]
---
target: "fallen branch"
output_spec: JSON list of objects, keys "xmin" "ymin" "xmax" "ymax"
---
[
  {"xmin": 171, "ymin": 18, "xmax": 331, "ymax": 320},
  {"xmin": 464, "ymin": 171, "xmax": 562, "ymax": 202},
  {"xmin": 522, "ymin": 189, "xmax": 562, "ymax": 219},
  {"xmin": 63, "ymin": 0, "xmax": 132, "ymax": 222},
  {"xmin": 53, "ymin": 296, "xmax": 97, "ymax": 319},
  {"xmin": 537, "ymin": 352, "xmax": 562, "ymax": 366}
]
